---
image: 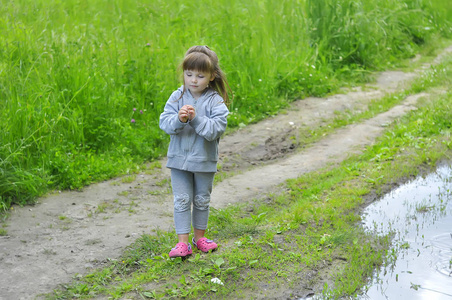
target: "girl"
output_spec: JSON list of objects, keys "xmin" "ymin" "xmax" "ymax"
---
[{"xmin": 159, "ymin": 46, "xmax": 231, "ymax": 258}]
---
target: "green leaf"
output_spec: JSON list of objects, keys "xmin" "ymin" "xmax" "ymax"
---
[{"xmin": 215, "ymin": 257, "xmax": 225, "ymax": 268}]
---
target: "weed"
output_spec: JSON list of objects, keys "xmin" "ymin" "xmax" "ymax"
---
[
  {"xmin": 122, "ymin": 175, "xmax": 137, "ymax": 184},
  {"xmin": 43, "ymin": 249, "xmax": 57, "ymax": 256},
  {"xmin": 415, "ymin": 204, "xmax": 434, "ymax": 213},
  {"xmin": 95, "ymin": 202, "xmax": 112, "ymax": 214},
  {"xmin": 118, "ymin": 191, "xmax": 130, "ymax": 197},
  {"xmin": 147, "ymin": 161, "xmax": 162, "ymax": 170},
  {"xmin": 147, "ymin": 190, "xmax": 166, "ymax": 196},
  {"xmin": 155, "ymin": 179, "xmax": 170, "ymax": 188}
]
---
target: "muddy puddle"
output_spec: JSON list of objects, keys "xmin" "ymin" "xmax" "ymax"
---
[{"xmin": 361, "ymin": 164, "xmax": 452, "ymax": 299}]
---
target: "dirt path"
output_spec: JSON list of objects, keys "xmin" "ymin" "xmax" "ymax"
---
[{"xmin": 1, "ymin": 47, "xmax": 450, "ymax": 300}]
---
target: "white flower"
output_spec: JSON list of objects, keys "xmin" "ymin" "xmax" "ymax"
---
[{"xmin": 211, "ymin": 278, "xmax": 224, "ymax": 285}]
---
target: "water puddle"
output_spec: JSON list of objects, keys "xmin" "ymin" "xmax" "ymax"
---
[{"xmin": 361, "ymin": 164, "xmax": 452, "ymax": 299}]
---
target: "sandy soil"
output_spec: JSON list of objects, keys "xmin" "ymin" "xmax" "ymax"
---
[{"xmin": 0, "ymin": 46, "xmax": 450, "ymax": 300}]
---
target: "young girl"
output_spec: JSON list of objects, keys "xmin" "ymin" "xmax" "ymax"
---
[{"xmin": 159, "ymin": 45, "xmax": 230, "ymax": 258}]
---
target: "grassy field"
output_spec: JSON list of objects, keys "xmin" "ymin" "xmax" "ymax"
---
[
  {"xmin": 45, "ymin": 45, "xmax": 452, "ymax": 299},
  {"xmin": 1, "ymin": 0, "xmax": 450, "ymax": 211},
  {"xmin": 1, "ymin": 0, "xmax": 452, "ymax": 298}
]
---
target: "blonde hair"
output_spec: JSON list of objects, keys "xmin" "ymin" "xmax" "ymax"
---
[{"xmin": 180, "ymin": 46, "xmax": 231, "ymax": 106}]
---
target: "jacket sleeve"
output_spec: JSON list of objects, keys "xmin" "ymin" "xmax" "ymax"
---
[
  {"xmin": 159, "ymin": 91, "xmax": 187, "ymax": 135},
  {"xmin": 189, "ymin": 96, "xmax": 229, "ymax": 141}
]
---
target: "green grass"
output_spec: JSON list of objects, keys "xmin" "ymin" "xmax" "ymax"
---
[
  {"xmin": 44, "ymin": 42, "xmax": 452, "ymax": 299},
  {"xmin": 1, "ymin": 0, "xmax": 451, "ymax": 210}
]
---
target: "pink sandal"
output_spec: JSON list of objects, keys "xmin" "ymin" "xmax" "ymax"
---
[
  {"xmin": 192, "ymin": 237, "xmax": 218, "ymax": 253},
  {"xmin": 169, "ymin": 242, "xmax": 192, "ymax": 258}
]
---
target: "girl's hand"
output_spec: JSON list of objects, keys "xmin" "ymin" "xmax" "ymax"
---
[
  {"xmin": 178, "ymin": 105, "xmax": 189, "ymax": 123},
  {"xmin": 179, "ymin": 105, "xmax": 195, "ymax": 122},
  {"xmin": 186, "ymin": 105, "xmax": 196, "ymax": 121}
]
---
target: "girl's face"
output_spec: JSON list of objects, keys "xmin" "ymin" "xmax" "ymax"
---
[{"xmin": 184, "ymin": 69, "xmax": 214, "ymax": 99}]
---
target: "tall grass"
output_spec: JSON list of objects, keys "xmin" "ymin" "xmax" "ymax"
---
[{"xmin": 0, "ymin": 0, "xmax": 450, "ymax": 209}]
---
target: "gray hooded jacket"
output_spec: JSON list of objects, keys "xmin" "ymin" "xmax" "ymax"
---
[{"xmin": 159, "ymin": 86, "xmax": 229, "ymax": 172}]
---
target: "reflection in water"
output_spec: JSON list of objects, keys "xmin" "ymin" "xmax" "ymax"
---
[{"xmin": 361, "ymin": 165, "xmax": 452, "ymax": 299}]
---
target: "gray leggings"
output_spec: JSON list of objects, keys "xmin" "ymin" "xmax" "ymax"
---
[{"xmin": 170, "ymin": 168, "xmax": 215, "ymax": 235}]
